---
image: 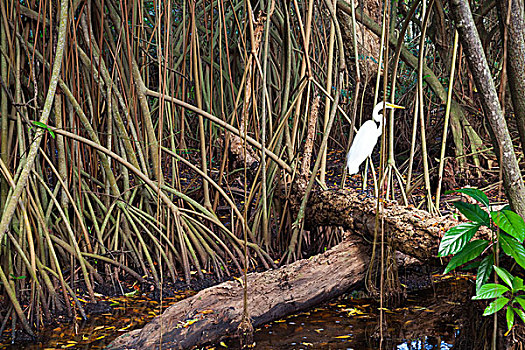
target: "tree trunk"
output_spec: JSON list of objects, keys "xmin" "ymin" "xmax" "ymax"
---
[
  {"xmin": 449, "ymin": 0, "xmax": 525, "ymax": 217},
  {"xmin": 498, "ymin": 0, "xmax": 525, "ymax": 151},
  {"xmin": 106, "ymin": 235, "xmax": 371, "ymax": 350},
  {"xmin": 300, "ymin": 188, "xmax": 464, "ymax": 263}
]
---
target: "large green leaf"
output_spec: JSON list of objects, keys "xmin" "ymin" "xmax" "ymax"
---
[
  {"xmin": 444, "ymin": 239, "xmax": 489, "ymax": 274},
  {"xmin": 514, "ymin": 308, "xmax": 525, "ymax": 324},
  {"xmin": 446, "ymin": 188, "xmax": 489, "ymax": 208},
  {"xmin": 516, "ymin": 296, "xmax": 525, "ymax": 310},
  {"xmin": 472, "ymin": 283, "xmax": 509, "ymax": 300},
  {"xmin": 507, "ymin": 307, "xmax": 515, "ymax": 331},
  {"xmin": 438, "ymin": 222, "xmax": 481, "ymax": 257},
  {"xmin": 476, "ymin": 254, "xmax": 493, "ymax": 293},
  {"xmin": 513, "ymin": 277, "xmax": 524, "ymax": 291},
  {"xmin": 499, "ymin": 233, "xmax": 525, "ymax": 269},
  {"xmin": 452, "ymin": 201, "xmax": 489, "ymax": 225},
  {"xmin": 483, "ymin": 297, "xmax": 509, "ymax": 316},
  {"xmin": 494, "ymin": 266, "xmax": 514, "ymax": 289},
  {"xmin": 491, "ymin": 210, "xmax": 525, "ymax": 243}
]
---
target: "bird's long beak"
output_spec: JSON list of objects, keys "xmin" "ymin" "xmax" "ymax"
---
[{"xmin": 385, "ymin": 102, "xmax": 405, "ymax": 109}]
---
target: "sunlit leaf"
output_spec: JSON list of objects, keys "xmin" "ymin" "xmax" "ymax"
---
[
  {"xmin": 513, "ymin": 277, "xmax": 524, "ymax": 291},
  {"xmin": 507, "ymin": 307, "xmax": 515, "ymax": 331},
  {"xmin": 515, "ymin": 296, "xmax": 525, "ymax": 310},
  {"xmin": 446, "ymin": 188, "xmax": 489, "ymax": 208},
  {"xmin": 452, "ymin": 201, "xmax": 489, "ymax": 225},
  {"xmin": 514, "ymin": 308, "xmax": 525, "ymax": 324},
  {"xmin": 32, "ymin": 121, "xmax": 49, "ymax": 129},
  {"xmin": 438, "ymin": 223, "xmax": 481, "ymax": 257},
  {"xmin": 476, "ymin": 254, "xmax": 493, "ymax": 293},
  {"xmin": 444, "ymin": 240, "xmax": 488, "ymax": 274},
  {"xmin": 483, "ymin": 297, "xmax": 509, "ymax": 316},
  {"xmin": 494, "ymin": 266, "xmax": 514, "ymax": 289},
  {"xmin": 491, "ymin": 210, "xmax": 525, "ymax": 242},
  {"xmin": 499, "ymin": 233, "xmax": 525, "ymax": 269},
  {"xmin": 473, "ymin": 284, "xmax": 509, "ymax": 300}
]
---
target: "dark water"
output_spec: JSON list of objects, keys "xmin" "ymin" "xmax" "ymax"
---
[
  {"xmin": 0, "ymin": 277, "xmax": 469, "ymax": 349},
  {"xmin": 224, "ymin": 280, "xmax": 462, "ymax": 349}
]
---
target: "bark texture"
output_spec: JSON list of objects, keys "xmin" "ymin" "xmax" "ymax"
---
[
  {"xmin": 301, "ymin": 189, "xmax": 466, "ymax": 263},
  {"xmin": 498, "ymin": 0, "xmax": 525, "ymax": 151},
  {"xmin": 450, "ymin": 0, "xmax": 525, "ymax": 217},
  {"xmin": 106, "ymin": 236, "xmax": 371, "ymax": 350}
]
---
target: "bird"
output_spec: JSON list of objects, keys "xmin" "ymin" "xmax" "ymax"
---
[{"xmin": 346, "ymin": 101, "xmax": 405, "ymax": 175}]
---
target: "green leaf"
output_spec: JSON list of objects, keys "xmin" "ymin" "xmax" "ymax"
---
[
  {"xmin": 494, "ymin": 266, "xmax": 514, "ymax": 289},
  {"xmin": 446, "ymin": 188, "xmax": 489, "ymax": 208},
  {"xmin": 515, "ymin": 308, "xmax": 525, "ymax": 324},
  {"xmin": 452, "ymin": 201, "xmax": 489, "ymax": 225},
  {"xmin": 31, "ymin": 121, "xmax": 55, "ymax": 138},
  {"xmin": 499, "ymin": 233, "xmax": 525, "ymax": 269},
  {"xmin": 513, "ymin": 277, "xmax": 524, "ymax": 291},
  {"xmin": 462, "ymin": 260, "xmax": 481, "ymax": 270},
  {"xmin": 476, "ymin": 254, "xmax": 494, "ymax": 293},
  {"xmin": 32, "ymin": 121, "xmax": 49, "ymax": 129},
  {"xmin": 473, "ymin": 283, "xmax": 510, "ymax": 300},
  {"xmin": 483, "ymin": 297, "xmax": 509, "ymax": 316},
  {"xmin": 444, "ymin": 239, "xmax": 489, "ymax": 274},
  {"xmin": 438, "ymin": 223, "xmax": 481, "ymax": 257},
  {"xmin": 507, "ymin": 307, "xmax": 515, "ymax": 331},
  {"xmin": 9, "ymin": 274, "xmax": 26, "ymax": 280},
  {"xmin": 491, "ymin": 210, "xmax": 525, "ymax": 242},
  {"xmin": 516, "ymin": 296, "xmax": 525, "ymax": 310}
]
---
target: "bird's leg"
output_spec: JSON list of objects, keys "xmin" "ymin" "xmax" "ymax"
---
[
  {"xmin": 362, "ymin": 159, "xmax": 369, "ymax": 192},
  {"xmin": 382, "ymin": 162, "xmax": 409, "ymax": 205},
  {"xmin": 369, "ymin": 158, "xmax": 379, "ymax": 198}
]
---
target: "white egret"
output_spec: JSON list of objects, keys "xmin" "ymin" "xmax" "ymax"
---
[{"xmin": 346, "ymin": 101, "xmax": 405, "ymax": 175}]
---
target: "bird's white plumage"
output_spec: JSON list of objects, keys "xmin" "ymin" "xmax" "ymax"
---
[
  {"xmin": 346, "ymin": 102, "xmax": 404, "ymax": 175},
  {"xmin": 346, "ymin": 119, "xmax": 382, "ymax": 174}
]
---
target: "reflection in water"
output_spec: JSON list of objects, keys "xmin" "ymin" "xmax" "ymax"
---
[
  {"xmin": 225, "ymin": 278, "xmax": 466, "ymax": 349},
  {"xmin": 1, "ymin": 278, "xmax": 469, "ymax": 349}
]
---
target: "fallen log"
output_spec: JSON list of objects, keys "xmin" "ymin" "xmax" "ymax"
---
[
  {"xmin": 107, "ymin": 235, "xmax": 371, "ymax": 349},
  {"xmin": 107, "ymin": 188, "xmax": 477, "ymax": 349},
  {"xmin": 301, "ymin": 188, "xmax": 484, "ymax": 263}
]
